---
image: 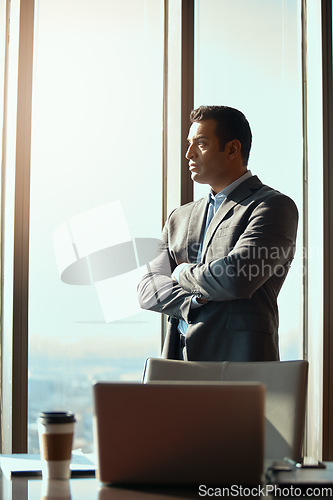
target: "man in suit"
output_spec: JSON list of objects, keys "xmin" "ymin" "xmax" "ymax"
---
[{"xmin": 138, "ymin": 105, "xmax": 298, "ymax": 362}]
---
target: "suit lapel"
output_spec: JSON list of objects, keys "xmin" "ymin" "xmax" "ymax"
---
[{"xmin": 201, "ymin": 175, "xmax": 262, "ymax": 259}]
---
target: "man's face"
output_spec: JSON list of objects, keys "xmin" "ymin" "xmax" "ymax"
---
[{"xmin": 185, "ymin": 119, "xmax": 230, "ymax": 191}]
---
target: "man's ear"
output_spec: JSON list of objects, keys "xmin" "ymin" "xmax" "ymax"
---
[{"xmin": 227, "ymin": 139, "xmax": 242, "ymax": 160}]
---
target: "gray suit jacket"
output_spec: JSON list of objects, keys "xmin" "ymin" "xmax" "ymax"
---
[{"xmin": 138, "ymin": 175, "xmax": 298, "ymax": 361}]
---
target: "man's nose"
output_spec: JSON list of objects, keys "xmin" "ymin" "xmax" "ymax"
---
[{"xmin": 185, "ymin": 143, "xmax": 197, "ymax": 159}]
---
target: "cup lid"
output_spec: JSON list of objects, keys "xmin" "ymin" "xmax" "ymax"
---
[{"xmin": 38, "ymin": 411, "xmax": 76, "ymax": 424}]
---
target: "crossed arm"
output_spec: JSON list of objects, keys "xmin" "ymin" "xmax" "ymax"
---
[{"xmin": 137, "ymin": 195, "xmax": 298, "ymax": 319}]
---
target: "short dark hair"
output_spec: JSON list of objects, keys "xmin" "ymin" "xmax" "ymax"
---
[{"xmin": 190, "ymin": 105, "xmax": 252, "ymax": 165}]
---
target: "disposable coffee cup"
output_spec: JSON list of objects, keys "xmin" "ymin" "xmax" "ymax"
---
[{"xmin": 38, "ymin": 411, "xmax": 76, "ymax": 480}]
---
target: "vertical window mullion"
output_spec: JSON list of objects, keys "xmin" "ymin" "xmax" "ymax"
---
[
  {"xmin": 322, "ymin": 0, "xmax": 333, "ymax": 461},
  {"xmin": 180, "ymin": 0, "xmax": 194, "ymax": 206},
  {"xmin": 162, "ymin": 0, "xmax": 194, "ymax": 347},
  {"xmin": 3, "ymin": 0, "xmax": 34, "ymax": 453}
]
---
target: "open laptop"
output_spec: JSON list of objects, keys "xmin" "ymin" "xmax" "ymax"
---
[{"xmin": 93, "ymin": 381, "xmax": 265, "ymax": 486}]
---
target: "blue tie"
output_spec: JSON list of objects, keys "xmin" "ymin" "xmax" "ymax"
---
[
  {"xmin": 196, "ymin": 198, "xmax": 215, "ymax": 264},
  {"xmin": 177, "ymin": 196, "xmax": 219, "ymax": 338},
  {"xmin": 204, "ymin": 198, "xmax": 216, "ymax": 234}
]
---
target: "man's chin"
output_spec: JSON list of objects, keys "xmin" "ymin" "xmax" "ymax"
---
[{"xmin": 191, "ymin": 172, "xmax": 208, "ymax": 185}]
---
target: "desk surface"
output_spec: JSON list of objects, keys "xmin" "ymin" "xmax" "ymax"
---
[
  {"xmin": 0, "ymin": 472, "xmax": 219, "ymax": 499},
  {"xmin": 2, "ymin": 465, "xmax": 333, "ymax": 499}
]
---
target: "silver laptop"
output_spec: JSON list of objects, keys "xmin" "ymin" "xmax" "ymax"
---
[{"xmin": 93, "ymin": 381, "xmax": 265, "ymax": 486}]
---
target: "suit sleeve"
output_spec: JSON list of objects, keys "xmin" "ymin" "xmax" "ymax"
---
[
  {"xmin": 176, "ymin": 194, "xmax": 298, "ymax": 301},
  {"xmin": 137, "ymin": 215, "xmax": 193, "ymax": 320}
]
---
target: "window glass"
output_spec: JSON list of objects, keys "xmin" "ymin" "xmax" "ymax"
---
[
  {"xmin": 28, "ymin": 0, "xmax": 163, "ymax": 452},
  {"xmin": 194, "ymin": 0, "xmax": 303, "ymax": 360}
]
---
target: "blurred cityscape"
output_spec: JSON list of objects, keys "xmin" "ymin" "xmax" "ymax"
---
[{"xmin": 28, "ymin": 354, "xmax": 146, "ymax": 454}]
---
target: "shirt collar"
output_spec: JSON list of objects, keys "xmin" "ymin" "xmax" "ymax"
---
[{"xmin": 209, "ymin": 170, "xmax": 253, "ymax": 203}]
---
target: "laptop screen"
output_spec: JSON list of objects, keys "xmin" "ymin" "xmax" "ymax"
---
[{"xmin": 93, "ymin": 381, "xmax": 265, "ymax": 486}]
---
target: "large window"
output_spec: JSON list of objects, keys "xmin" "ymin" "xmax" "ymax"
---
[
  {"xmin": 27, "ymin": 0, "xmax": 164, "ymax": 452},
  {"xmin": 194, "ymin": 0, "xmax": 303, "ymax": 360},
  {"xmin": 0, "ymin": 0, "xmax": 328, "ymax": 458},
  {"xmin": 193, "ymin": 0, "xmax": 323, "ymax": 458}
]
